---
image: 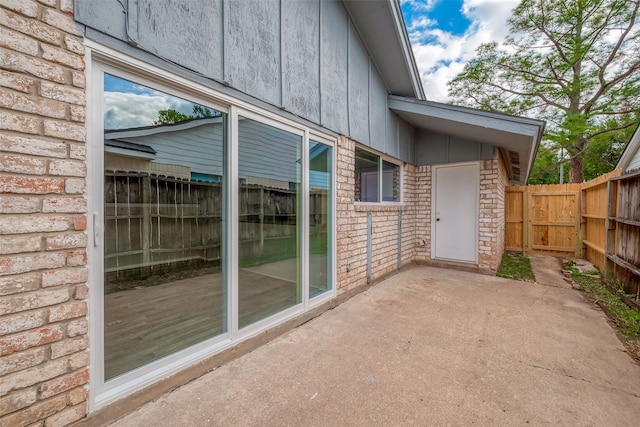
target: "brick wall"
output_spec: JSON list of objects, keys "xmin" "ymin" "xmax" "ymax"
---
[
  {"xmin": 0, "ymin": 0, "xmax": 89, "ymax": 426},
  {"xmin": 335, "ymin": 136, "xmax": 416, "ymax": 293},
  {"xmin": 335, "ymin": 139, "xmax": 511, "ymax": 288},
  {"xmin": 413, "ymin": 165, "xmax": 432, "ymax": 262},
  {"xmin": 478, "ymin": 149, "xmax": 507, "ymax": 271}
]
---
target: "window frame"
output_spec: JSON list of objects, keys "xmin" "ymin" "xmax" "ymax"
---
[
  {"xmin": 87, "ymin": 41, "xmax": 337, "ymax": 411},
  {"xmin": 354, "ymin": 146, "xmax": 403, "ymax": 205}
]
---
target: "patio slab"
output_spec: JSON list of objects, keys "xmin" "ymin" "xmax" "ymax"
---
[{"xmin": 106, "ymin": 266, "xmax": 640, "ymax": 426}]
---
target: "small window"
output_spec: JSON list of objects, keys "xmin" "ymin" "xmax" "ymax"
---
[{"xmin": 355, "ymin": 147, "xmax": 401, "ymax": 203}]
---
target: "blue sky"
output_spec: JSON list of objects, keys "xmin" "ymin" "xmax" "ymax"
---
[{"xmin": 401, "ymin": 0, "xmax": 519, "ymax": 102}]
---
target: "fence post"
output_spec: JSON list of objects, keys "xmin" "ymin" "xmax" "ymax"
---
[
  {"xmin": 142, "ymin": 175, "xmax": 151, "ymax": 271},
  {"xmin": 580, "ymin": 186, "xmax": 586, "ymax": 259},
  {"xmin": 523, "ymin": 187, "xmax": 530, "ymax": 255},
  {"xmin": 604, "ymin": 179, "xmax": 617, "ymax": 280},
  {"xmin": 575, "ymin": 190, "xmax": 582, "ymax": 258}
]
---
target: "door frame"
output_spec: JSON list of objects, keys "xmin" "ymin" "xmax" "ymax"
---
[{"xmin": 430, "ymin": 161, "xmax": 479, "ymax": 264}]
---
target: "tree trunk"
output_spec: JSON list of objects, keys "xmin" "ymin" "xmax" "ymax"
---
[{"xmin": 569, "ymin": 155, "xmax": 584, "ymax": 183}]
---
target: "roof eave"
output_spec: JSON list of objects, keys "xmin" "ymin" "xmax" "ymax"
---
[
  {"xmin": 388, "ymin": 96, "xmax": 545, "ymax": 184},
  {"xmin": 342, "ymin": 0, "xmax": 425, "ymax": 99}
]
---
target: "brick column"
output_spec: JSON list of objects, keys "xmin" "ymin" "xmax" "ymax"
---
[
  {"xmin": 0, "ymin": 0, "xmax": 89, "ymax": 425},
  {"xmin": 478, "ymin": 150, "xmax": 507, "ymax": 271}
]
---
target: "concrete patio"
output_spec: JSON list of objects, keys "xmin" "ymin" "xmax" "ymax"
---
[{"xmin": 102, "ymin": 266, "xmax": 640, "ymax": 426}]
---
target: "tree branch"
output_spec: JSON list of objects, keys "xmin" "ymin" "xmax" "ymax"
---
[{"xmin": 586, "ymin": 121, "xmax": 638, "ymax": 139}]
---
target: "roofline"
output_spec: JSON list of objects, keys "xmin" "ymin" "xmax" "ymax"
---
[
  {"xmin": 388, "ymin": 96, "xmax": 546, "ymax": 128},
  {"xmin": 342, "ymin": 0, "xmax": 425, "ymax": 99},
  {"xmin": 389, "ymin": 0, "xmax": 425, "ymax": 100},
  {"xmin": 616, "ymin": 124, "xmax": 640, "ymax": 170},
  {"xmin": 388, "ymin": 95, "xmax": 546, "ymax": 183}
]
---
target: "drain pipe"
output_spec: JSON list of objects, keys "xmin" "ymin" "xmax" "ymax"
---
[
  {"xmin": 367, "ymin": 211, "xmax": 372, "ymax": 283},
  {"xmin": 397, "ymin": 211, "xmax": 402, "ymax": 270}
]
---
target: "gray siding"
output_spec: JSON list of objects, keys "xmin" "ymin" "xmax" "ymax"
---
[
  {"xmin": 75, "ymin": 0, "xmax": 414, "ymax": 163},
  {"xmin": 414, "ymin": 129, "xmax": 494, "ymax": 166},
  {"xmin": 629, "ymin": 151, "xmax": 640, "ymax": 171},
  {"xmin": 225, "ymin": 1, "xmax": 281, "ymax": 106},
  {"xmin": 347, "ymin": 20, "xmax": 370, "ymax": 145},
  {"xmin": 319, "ymin": 0, "xmax": 349, "ymax": 136},
  {"xmin": 282, "ymin": 1, "xmax": 320, "ymax": 123},
  {"xmin": 137, "ymin": 0, "xmax": 224, "ymax": 79}
]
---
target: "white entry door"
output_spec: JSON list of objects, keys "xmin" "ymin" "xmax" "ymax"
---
[{"xmin": 433, "ymin": 163, "xmax": 478, "ymax": 263}]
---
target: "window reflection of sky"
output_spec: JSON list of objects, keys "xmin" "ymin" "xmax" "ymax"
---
[{"xmin": 104, "ymin": 74, "xmax": 200, "ymax": 130}]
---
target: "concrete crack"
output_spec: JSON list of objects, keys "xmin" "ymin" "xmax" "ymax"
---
[{"xmin": 524, "ymin": 362, "xmax": 640, "ymax": 399}]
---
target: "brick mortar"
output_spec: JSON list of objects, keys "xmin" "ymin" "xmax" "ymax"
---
[{"xmin": 0, "ymin": 1, "xmax": 88, "ymax": 425}]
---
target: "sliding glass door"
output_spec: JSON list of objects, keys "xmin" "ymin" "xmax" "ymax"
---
[
  {"xmin": 94, "ymin": 64, "xmax": 335, "ymax": 405},
  {"xmin": 237, "ymin": 117, "xmax": 302, "ymax": 328}
]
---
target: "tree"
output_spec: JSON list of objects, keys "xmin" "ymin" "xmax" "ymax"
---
[
  {"xmin": 448, "ymin": 0, "xmax": 640, "ymax": 183},
  {"xmin": 154, "ymin": 105, "xmax": 219, "ymax": 125}
]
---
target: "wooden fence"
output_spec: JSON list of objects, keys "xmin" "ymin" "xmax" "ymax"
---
[
  {"xmin": 505, "ymin": 168, "xmax": 640, "ymax": 295},
  {"xmin": 506, "ymin": 183, "xmax": 583, "ymax": 257},
  {"xmin": 605, "ymin": 170, "xmax": 640, "ymax": 295},
  {"xmin": 580, "ymin": 171, "xmax": 621, "ymax": 270},
  {"xmin": 105, "ymin": 171, "xmax": 328, "ymax": 281}
]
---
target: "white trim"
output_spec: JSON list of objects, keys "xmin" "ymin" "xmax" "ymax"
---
[
  {"xmin": 616, "ymin": 125, "xmax": 640, "ymax": 171},
  {"xmin": 229, "ymin": 105, "xmax": 239, "ymax": 340},
  {"xmin": 430, "ymin": 161, "xmax": 479, "ymax": 264},
  {"xmin": 86, "ymin": 47, "xmax": 103, "ymax": 414},
  {"xmin": 302, "ymin": 129, "xmax": 310, "ymax": 309},
  {"xmin": 354, "ymin": 145, "xmax": 403, "ymax": 204}
]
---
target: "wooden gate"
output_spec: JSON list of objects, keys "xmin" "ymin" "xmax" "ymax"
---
[{"xmin": 506, "ymin": 184, "xmax": 582, "ymax": 257}]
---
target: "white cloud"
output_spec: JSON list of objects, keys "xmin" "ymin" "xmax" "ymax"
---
[
  {"xmin": 104, "ymin": 91, "xmax": 194, "ymax": 129},
  {"xmin": 406, "ymin": 0, "xmax": 520, "ymax": 102}
]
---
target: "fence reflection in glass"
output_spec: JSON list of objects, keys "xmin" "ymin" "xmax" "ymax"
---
[{"xmin": 103, "ymin": 74, "xmax": 226, "ymax": 380}]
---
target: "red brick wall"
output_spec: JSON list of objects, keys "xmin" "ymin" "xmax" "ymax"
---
[{"xmin": 0, "ymin": 0, "xmax": 89, "ymax": 425}]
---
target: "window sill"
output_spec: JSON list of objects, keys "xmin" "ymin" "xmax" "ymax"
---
[{"xmin": 354, "ymin": 202, "xmax": 406, "ymax": 212}]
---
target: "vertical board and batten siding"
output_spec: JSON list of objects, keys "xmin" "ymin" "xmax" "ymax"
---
[{"xmin": 75, "ymin": 0, "xmax": 412, "ymax": 163}]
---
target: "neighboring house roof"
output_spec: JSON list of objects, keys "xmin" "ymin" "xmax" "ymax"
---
[
  {"xmin": 388, "ymin": 96, "xmax": 545, "ymax": 184},
  {"xmin": 343, "ymin": 0, "xmax": 424, "ymax": 100},
  {"xmin": 105, "ymin": 139, "xmax": 156, "ymax": 160},
  {"xmin": 616, "ymin": 124, "xmax": 640, "ymax": 172}
]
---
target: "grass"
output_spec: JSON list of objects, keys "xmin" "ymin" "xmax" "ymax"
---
[
  {"xmin": 565, "ymin": 261, "xmax": 640, "ymax": 339},
  {"xmin": 496, "ymin": 252, "xmax": 536, "ymax": 282}
]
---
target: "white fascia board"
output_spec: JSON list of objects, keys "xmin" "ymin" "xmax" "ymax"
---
[
  {"xmin": 388, "ymin": 96, "xmax": 545, "ymax": 137},
  {"xmin": 616, "ymin": 125, "xmax": 640, "ymax": 171},
  {"xmin": 388, "ymin": 0, "xmax": 425, "ymax": 100}
]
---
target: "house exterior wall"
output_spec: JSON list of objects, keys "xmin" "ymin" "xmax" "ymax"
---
[
  {"xmin": 0, "ymin": 1, "xmax": 90, "ymax": 426},
  {"xmin": 0, "ymin": 2, "xmax": 515, "ymax": 425},
  {"xmin": 628, "ymin": 149, "xmax": 640, "ymax": 171},
  {"xmin": 74, "ymin": 0, "xmax": 413, "ymax": 163},
  {"xmin": 335, "ymin": 136, "xmax": 416, "ymax": 293}
]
